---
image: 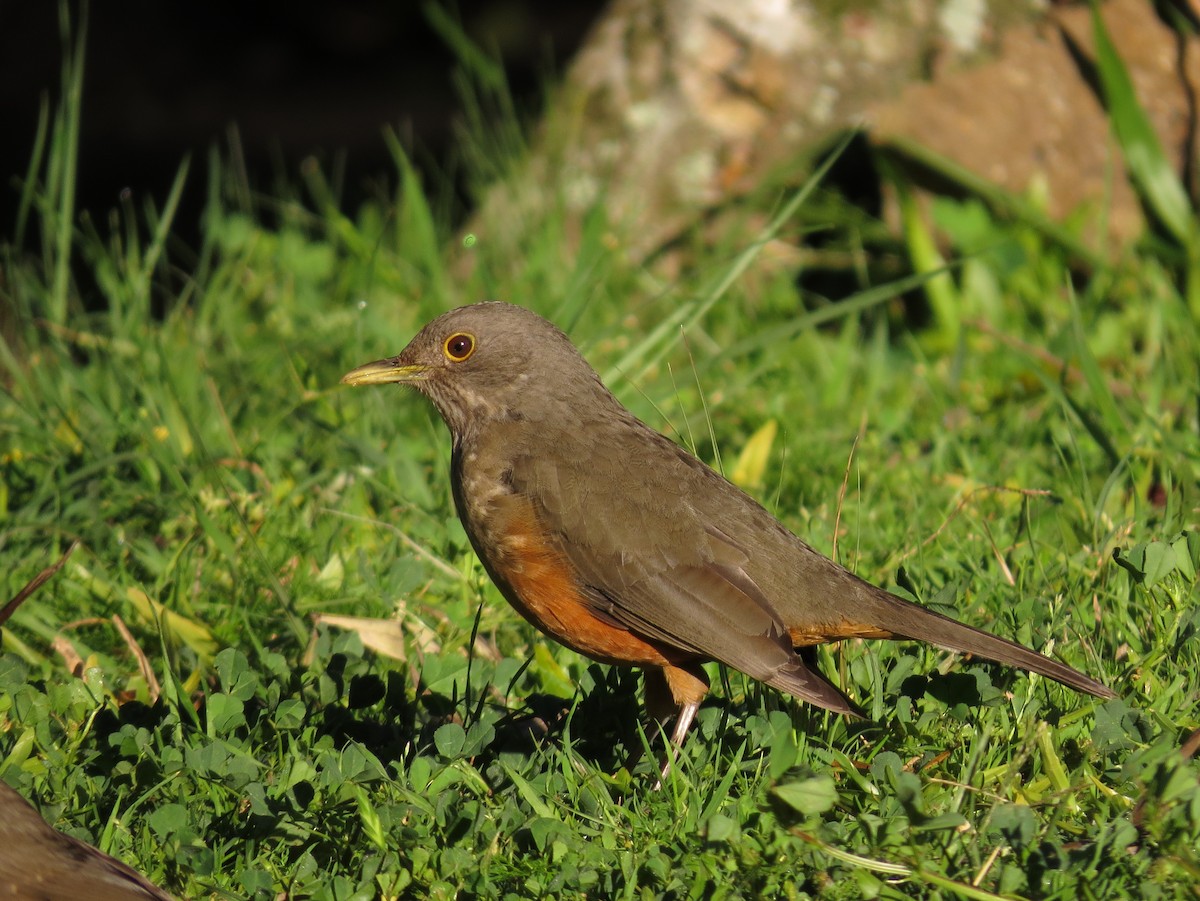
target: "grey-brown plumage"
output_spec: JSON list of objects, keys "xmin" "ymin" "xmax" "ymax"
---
[
  {"xmin": 343, "ymin": 302, "xmax": 1116, "ymax": 751},
  {"xmin": 0, "ymin": 783, "xmax": 173, "ymax": 901}
]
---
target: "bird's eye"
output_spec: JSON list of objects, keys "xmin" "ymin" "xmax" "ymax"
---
[{"xmin": 443, "ymin": 332, "xmax": 476, "ymax": 362}]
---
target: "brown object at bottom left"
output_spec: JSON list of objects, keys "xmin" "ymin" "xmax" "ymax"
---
[{"xmin": 0, "ymin": 782, "xmax": 173, "ymax": 900}]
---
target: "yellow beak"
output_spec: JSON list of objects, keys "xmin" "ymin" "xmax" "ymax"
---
[{"xmin": 340, "ymin": 358, "xmax": 430, "ymax": 386}]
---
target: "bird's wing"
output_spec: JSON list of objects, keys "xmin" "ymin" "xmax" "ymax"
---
[
  {"xmin": 506, "ymin": 422, "xmax": 859, "ymax": 713},
  {"xmin": 505, "ymin": 410, "xmax": 1114, "ymax": 706}
]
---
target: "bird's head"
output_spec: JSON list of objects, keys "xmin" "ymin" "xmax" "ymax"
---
[{"xmin": 341, "ymin": 302, "xmax": 608, "ymax": 438}]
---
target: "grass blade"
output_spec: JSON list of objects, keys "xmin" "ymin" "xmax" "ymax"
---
[{"xmin": 1092, "ymin": 5, "xmax": 1194, "ymax": 248}]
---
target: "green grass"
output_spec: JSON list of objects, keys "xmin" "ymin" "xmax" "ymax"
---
[{"xmin": 2, "ymin": 12, "xmax": 1200, "ymax": 900}]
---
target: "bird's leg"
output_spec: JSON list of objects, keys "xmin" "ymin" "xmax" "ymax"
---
[
  {"xmin": 646, "ymin": 664, "xmax": 710, "ymax": 787},
  {"xmin": 657, "ymin": 700, "xmax": 700, "ymax": 784},
  {"xmin": 669, "ymin": 700, "xmax": 700, "ymax": 746}
]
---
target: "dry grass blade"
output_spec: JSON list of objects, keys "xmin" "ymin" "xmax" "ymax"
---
[
  {"xmin": 326, "ymin": 508, "xmax": 463, "ymax": 580},
  {"xmin": 313, "ymin": 612, "xmax": 411, "ymax": 661},
  {"xmin": 0, "ymin": 540, "xmax": 80, "ymax": 627},
  {"xmin": 113, "ymin": 613, "xmax": 163, "ymax": 702},
  {"xmin": 832, "ymin": 412, "xmax": 867, "ymax": 565}
]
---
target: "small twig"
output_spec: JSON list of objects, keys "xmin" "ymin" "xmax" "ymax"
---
[
  {"xmin": 832, "ymin": 412, "xmax": 868, "ymax": 564},
  {"xmin": 967, "ymin": 318, "xmax": 1132, "ymax": 398},
  {"xmin": 681, "ymin": 327, "xmax": 722, "ymax": 475},
  {"xmin": 52, "ymin": 634, "xmax": 84, "ymax": 676},
  {"xmin": 972, "ymin": 844, "xmax": 1004, "ymax": 888},
  {"xmin": 0, "ymin": 540, "xmax": 80, "ymax": 627},
  {"xmin": 1180, "ymin": 727, "xmax": 1200, "ymax": 760},
  {"xmin": 325, "ymin": 508, "xmax": 462, "ymax": 580},
  {"xmin": 112, "ymin": 613, "xmax": 162, "ymax": 702},
  {"xmin": 895, "ymin": 485, "xmax": 1055, "ymax": 566},
  {"xmin": 978, "ymin": 519, "xmax": 1017, "ymax": 587}
]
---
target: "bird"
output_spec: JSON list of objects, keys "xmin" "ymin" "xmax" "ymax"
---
[
  {"xmin": 341, "ymin": 302, "xmax": 1116, "ymax": 760},
  {"xmin": 0, "ymin": 782, "xmax": 174, "ymax": 900}
]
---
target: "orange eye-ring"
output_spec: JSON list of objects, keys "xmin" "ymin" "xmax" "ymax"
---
[{"xmin": 443, "ymin": 332, "xmax": 476, "ymax": 362}]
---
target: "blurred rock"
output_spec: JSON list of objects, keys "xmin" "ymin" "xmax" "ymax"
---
[
  {"xmin": 465, "ymin": 0, "xmax": 1196, "ymax": 270},
  {"xmin": 871, "ymin": 0, "xmax": 1197, "ymax": 246}
]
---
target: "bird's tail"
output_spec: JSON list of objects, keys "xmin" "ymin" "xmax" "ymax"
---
[{"xmin": 861, "ymin": 584, "xmax": 1117, "ymax": 699}]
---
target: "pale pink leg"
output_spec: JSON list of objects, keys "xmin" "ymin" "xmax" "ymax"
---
[{"xmin": 656, "ymin": 700, "xmax": 700, "ymax": 785}]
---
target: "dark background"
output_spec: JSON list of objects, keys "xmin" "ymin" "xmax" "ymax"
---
[{"xmin": 0, "ymin": 2, "xmax": 604, "ymax": 244}]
